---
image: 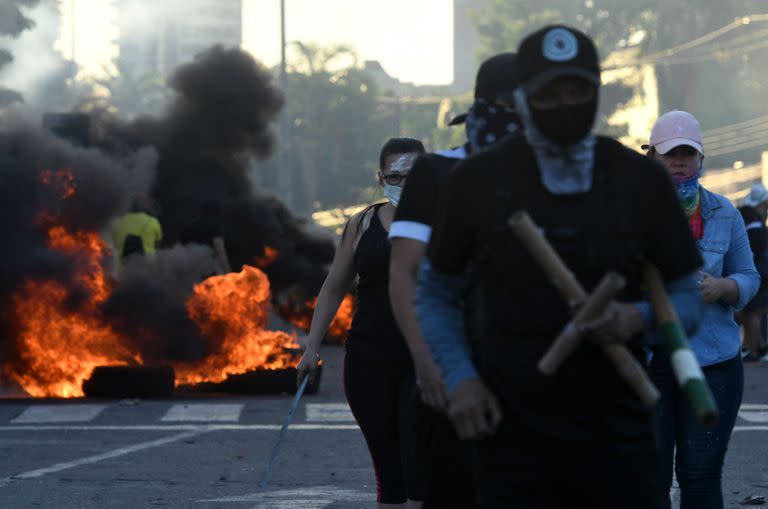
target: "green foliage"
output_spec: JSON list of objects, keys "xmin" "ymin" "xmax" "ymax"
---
[
  {"xmin": 471, "ymin": 0, "xmax": 653, "ymax": 62},
  {"xmin": 258, "ymin": 47, "xmax": 394, "ymax": 213},
  {"xmin": 79, "ymin": 59, "xmax": 171, "ymax": 118},
  {"xmin": 470, "ymin": 0, "xmax": 768, "ymax": 164}
]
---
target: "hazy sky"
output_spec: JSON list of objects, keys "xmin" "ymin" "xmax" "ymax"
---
[{"xmin": 58, "ymin": 0, "xmax": 454, "ymax": 85}]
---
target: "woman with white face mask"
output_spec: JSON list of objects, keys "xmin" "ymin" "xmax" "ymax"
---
[
  {"xmin": 297, "ymin": 137, "xmax": 427, "ymax": 509},
  {"xmin": 645, "ymin": 110, "xmax": 760, "ymax": 509}
]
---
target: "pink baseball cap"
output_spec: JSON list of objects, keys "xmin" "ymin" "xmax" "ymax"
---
[{"xmin": 643, "ymin": 110, "xmax": 704, "ymax": 155}]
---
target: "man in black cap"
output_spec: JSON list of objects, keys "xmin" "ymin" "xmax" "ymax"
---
[
  {"xmin": 387, "ymin": 53, "xmax": 520, "ymax": 507},
  {"xmin": 415, "ymin": 25, "xmax": 705, "ymax": 508}
]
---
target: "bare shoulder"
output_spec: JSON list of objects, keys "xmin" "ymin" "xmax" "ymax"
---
[{"xmin": 342, "ymin": 204, "xmax": 381, "ymax": 250}]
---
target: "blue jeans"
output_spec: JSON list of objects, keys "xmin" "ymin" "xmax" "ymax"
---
[{"xmin": 648, "ymin": 353, "xmax": 743, "ymax": 509}]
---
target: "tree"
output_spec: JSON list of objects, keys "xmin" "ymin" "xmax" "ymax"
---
[
  {"xmin": 78, "ymin": 59, "xmax": 171, "ymax": 119},
  {"xmin": 471, "ymin": 1, "xmax": 653, "ymax": 62},
  {"xmin": 258, "ymin": 45, "xmax": 392, "ymax": 214},
  {"xmin": 470, "ymin": 0, "xmax": 768, "ymax": 164}
]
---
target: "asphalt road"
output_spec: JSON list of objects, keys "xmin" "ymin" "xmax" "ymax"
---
[{"xmin": 0, "ymin": 346, "xmax": 766, "ymax": 509}]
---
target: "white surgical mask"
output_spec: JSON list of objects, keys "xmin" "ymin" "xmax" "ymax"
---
[{"xmin": 383, "ymin": 184, "xmax": 402, "ymax": 207}]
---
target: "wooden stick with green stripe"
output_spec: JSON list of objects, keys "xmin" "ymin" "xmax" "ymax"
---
[{"xmin": 644, "ymin": 264, "xmax": 719, "ymax": 427}]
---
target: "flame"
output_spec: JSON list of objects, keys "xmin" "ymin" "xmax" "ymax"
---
[
  {"xmin": 8, "ymin": 227, "xmax": 135, "ymax": 398},
  {"xmin": 175, "ymin": 265, "xmax": 299, "ymax": 385},
  {"xmin": 4, "ymin": 170, "xmax": 315, "ymax": 397},
  {"xmin": 253, "ymin": 246, "xmax": 280, "ymax": 268},
  {"xmin": 282, "ymin": 294, "xmax": 354, "ymax": 344},
  {"xmin": 40, "ymin": 168, "xmax": 76, "ymax": 200}
]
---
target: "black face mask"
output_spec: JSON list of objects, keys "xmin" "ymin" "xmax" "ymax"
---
[{"xmin": 529, "ymin": 99, "xmax": 598, "ymax": 146}]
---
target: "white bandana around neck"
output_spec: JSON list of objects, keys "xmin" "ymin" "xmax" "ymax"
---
[{"xmin": 513, "ymin": 88, "xmax": 596, "ymax": 195}]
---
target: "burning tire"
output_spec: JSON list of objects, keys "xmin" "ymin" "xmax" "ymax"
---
[{"xmin": 82, "ymin": 366, "xmax": 175, "ymax": 398}]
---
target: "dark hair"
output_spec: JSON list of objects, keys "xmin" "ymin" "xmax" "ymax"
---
[
  {"xmin": 340, "ymin": 138, "xmax": 424, "ymax": 244},
  {"xmin": 378, "ymin": 137, "xmax": 425, "ymax": 170}
]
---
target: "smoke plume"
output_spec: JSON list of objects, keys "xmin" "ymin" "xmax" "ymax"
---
[
  {"xmin": 1, "ymin": 44, "xmax": 336, "ymax": 388},
  {"xmin": 97, "ymin": 46, "xmax": 336, "ymax": 301}
]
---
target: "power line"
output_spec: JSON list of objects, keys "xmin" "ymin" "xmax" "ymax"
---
[
  {"xmin": 604, "ymin": 14, "xmax": 768, "ymax": 69},
  {"xmin": 657, "ymin": 36, "xmax": 768, "ymax": 66},
  {"xmin": 705, "ymin": 113, "xmax": 768, "ymax": 136},
  {"xmin": 706, "ymin": 122, "xmax": 768, "ymax": 144},
  {"xmin": 708, "ymin": 137, "xmax": 768, "ymax": 157},
  {"xmin": 641, "ymin": 17, "xmax": 751, "ymax": 62}
]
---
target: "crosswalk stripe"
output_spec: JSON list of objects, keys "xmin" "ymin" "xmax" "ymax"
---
[
  {"xmin": 11, "ymin": 404, "xmax": 107, "ymax": 424},
  {"xmin": 161, "ymin": 404, "xmax": 243, "ymax": 422},
  {"xmin": 305, "ymin": 403, "xmax": 354, "ymax": 422},
  {"xmin": 740, "ymin": 404, "xmax": 768, "ymax": 410},
  {"xmin": 739, "ymin": 410, "xmax": 768, "ymax": 423}
]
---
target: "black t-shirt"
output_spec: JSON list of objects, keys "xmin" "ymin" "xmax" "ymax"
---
[
  {"xmin": 389, "ymin": 146, "xmax": 468, "ymax": 243},
  {"xmin": 427, "ymin": 135, "xmax": 702, "ymax": 441}
]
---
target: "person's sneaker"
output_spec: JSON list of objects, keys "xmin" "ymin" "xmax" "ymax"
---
[
  {"xmin": 742, "ymin": 349, "xmax": 752, "ymax": 360},
  {"xmin": 760, "ymin": 353, "xmax": 768, "ymax": 363},
  {"xmin": 744, "ymin": 353, "xmax": 761, "ymax": 362}
]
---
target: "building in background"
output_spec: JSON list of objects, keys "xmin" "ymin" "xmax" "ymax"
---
[{"xmin": 118, "ymin": 0, "xmax": 242, "ymax": 77}]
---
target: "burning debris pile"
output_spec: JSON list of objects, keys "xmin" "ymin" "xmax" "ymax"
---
[{"xmin": 0, "ymin": 47, "xmax": 353, "ymax": 398}]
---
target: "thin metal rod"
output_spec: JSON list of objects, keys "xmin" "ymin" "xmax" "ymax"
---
[{"xmin": 258, "ymin": 374, "xmax": 309, "ymax": 488}]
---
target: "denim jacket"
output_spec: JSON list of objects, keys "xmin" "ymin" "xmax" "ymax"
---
[{"xmin": 693, "ymin": 187, "xmax": 760, "ymax": 367}]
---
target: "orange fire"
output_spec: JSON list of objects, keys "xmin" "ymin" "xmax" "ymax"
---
[
  {"xmin": 5, "ymin": 169, "xmax": 340, "ymax": 397},
  {"xmin": 283, "ymin": 294, "xmax": 354, "ymax": 344},
  {"xmin": 175, "ymin": 265, "xmax": 300, "ymax": 386},
  {"xmin": 40, "ymin": 169, "xmax": 76, "ymax": 200},
  {"xmin": 8, "ymin": 226, "xmax": 136, "ymax": 398},
  {"xmin": 253, "ymin": 246, "xmax": 280, "ymax": 268}
]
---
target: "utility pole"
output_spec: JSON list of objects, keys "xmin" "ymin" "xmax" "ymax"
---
[
  {"xmin": 277, "ymin": 0, "xmax": 294, "ymax": 208},
  {"xmin": 70, "ymin": 0, "xmax": 76, "ymax": 62}
]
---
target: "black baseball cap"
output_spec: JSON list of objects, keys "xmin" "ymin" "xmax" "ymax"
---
[
  {"xmin": 517, "ymin": 25, "xmax": 600, "ymax": 94},
  {"xmin": 449, "ymin": 52, "xmax": 519, "ymax": 125}
]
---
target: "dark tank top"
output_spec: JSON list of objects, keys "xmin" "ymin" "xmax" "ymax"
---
[{"xmin": 346, "ymin": 205, "xmax": 410, "ymax": 361}]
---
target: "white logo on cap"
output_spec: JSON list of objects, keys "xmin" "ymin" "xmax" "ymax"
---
[{"xmin": 542, "ymin": 28, "xmax": 579, "ymax": 62}]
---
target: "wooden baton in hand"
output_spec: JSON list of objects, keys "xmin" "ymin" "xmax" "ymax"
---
[
  {"xmin": 538, "ymin": 272, "xmax": 626, "ymax": 375},
  {"xmin": 507, "ymin": 211, "xmax": 660, "ymax": 408}
]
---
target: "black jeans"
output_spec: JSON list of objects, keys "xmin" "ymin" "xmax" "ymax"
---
[
  {"xmin": 471, "ymin": 426, "xmax": 665, "ymax": 509},
  {"xmin": 343, "ymin": 352, "xmax": 421, "ymax": 504},
  {"xmin": 649, "ymin": 353, "xmax": 743, "ymax": 509}
]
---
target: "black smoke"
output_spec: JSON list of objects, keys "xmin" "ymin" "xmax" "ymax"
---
[
  {"xmin": 0, "ymin": 46, "xmax": 336, "ymax": 388},
  {"xmin": 0, "ymin": 125, "xmax": 156, "ymax": 380},
  {"xmin": 96, "ymin": 46, "xmax": 335, "ymax": 305}
]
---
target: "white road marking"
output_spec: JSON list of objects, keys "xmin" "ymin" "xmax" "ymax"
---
[
  {"xmin": 0, "ymin": 424, "xmax": 360, "ymax": 431},
  {"xmin": 161, "ymin": 403, "xmax": 243, "ymax": 422},
  {"xmin": 739, "ymin": 411, "xmax": 768, "ymax": 423},
  {"xmin": 305, "ymin": 403, "xmax": 354, "ymax": 422},
  {"xmin": 10, "ymin": 404, "xmax": 106, "ymax": 424},
  {"xmin": 197, "ymin": 486, "xmax": 373, "ymax": 506},
  {"xmin": 0, "ymin": 429, "xmax": 208, "ymax": 487},
  {"xmin": 740, "ymin": 404, "xmax": 768, "ymax": 410},
  {"xmin": 733, "ymin": 426, "xmax": 768, "ymax": 432}
]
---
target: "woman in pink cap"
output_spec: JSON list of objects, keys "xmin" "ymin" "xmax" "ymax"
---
[{"xmin": 645, "ymin": 110, "xmax": 760, "ymax": 509}]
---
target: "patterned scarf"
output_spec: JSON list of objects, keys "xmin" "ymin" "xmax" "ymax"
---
[
  {"xmin": 674, "ymin": 171, "xmax": 703, "ymax": 239},
  {"xmin": 464, "ymin": 99, "xmax": 521, "ymax": 152}
]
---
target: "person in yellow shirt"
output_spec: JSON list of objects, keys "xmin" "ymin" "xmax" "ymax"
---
[{"xmin": 111, "ymin": 197, "xmax": 163, "ymax": 272}]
